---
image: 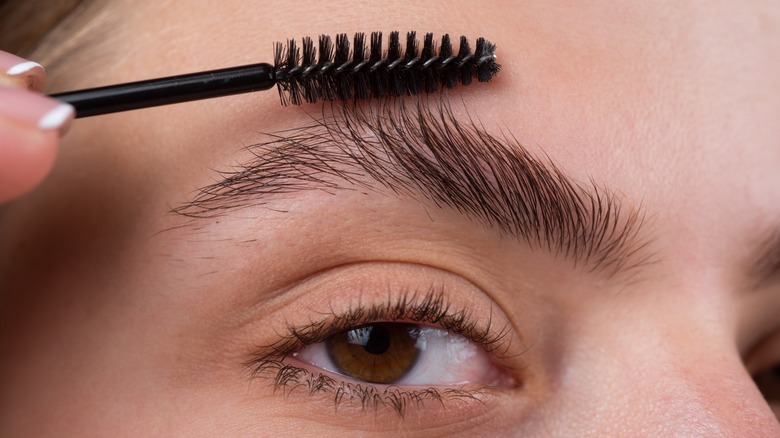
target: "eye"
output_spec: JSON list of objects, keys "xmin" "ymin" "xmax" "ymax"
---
[
  {"xmin": 753, "ymin": 364, "xmax": 780, "ymax": 418},
  {"xmin": 747, "ymin": 330, "xmax": 780, "ymax": 419},
  {"xmin": 246, "ymin": 282, "xmax": 519, "ymax": 418},
  {"xmin": 291, "ymin": 322, "xmax": 506, "ymax": 386}
]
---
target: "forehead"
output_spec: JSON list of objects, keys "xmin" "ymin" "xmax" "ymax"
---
[{"xmin": 51, "ymin": 0, "xmax": 780, "ymax": 253}]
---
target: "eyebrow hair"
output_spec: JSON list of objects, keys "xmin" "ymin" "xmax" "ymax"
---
[{"xmin": 172, "ymin": 99, "xmax": 651, "ymax": 275}]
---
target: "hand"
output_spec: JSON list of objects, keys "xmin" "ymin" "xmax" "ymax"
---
[{"xmin": 0, "ymin": 50, "xmax": 74, "ymax": 203}]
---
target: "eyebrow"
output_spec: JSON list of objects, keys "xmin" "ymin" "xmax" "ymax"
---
[{"xmin": 172, "ymin": 99, "xmax": 651, "ymax": 275}]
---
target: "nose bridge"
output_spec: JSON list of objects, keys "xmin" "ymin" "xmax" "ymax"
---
[
  {"xmin": 637, "ymin": 356, "xmax": 772, "ymax": 437},
  {"xmin": 545, "ymin": 320, "xmax": 780, "ymax": 437},
  {"xmin": 592, "ymin": 335, "xmax": 779, "ymax": 436}
]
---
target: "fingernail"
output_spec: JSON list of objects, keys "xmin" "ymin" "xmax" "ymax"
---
[
  {"xmin": 0, "ymin": 87, "xmax": 74, "ymax": 132},
  {"xmin": 0, "ymin": 50, "xmax": 46, "ymax": 92},
  {"xmin": 38, "ymin": 104, "xmax": 74, "ymax": 130}
]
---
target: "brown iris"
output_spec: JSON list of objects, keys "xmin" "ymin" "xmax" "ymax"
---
[{"xmin": 326, "ymin": 323, "xmax": 421, "ymax": 384}]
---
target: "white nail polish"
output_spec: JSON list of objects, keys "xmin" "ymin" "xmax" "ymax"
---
[
  {"xmin": 38, "ymin": 104, "xmax": 74, "ymax": 130},
  {"xmin": 6, "ymin": 61, "xmax": 44, "ymax": 76}
]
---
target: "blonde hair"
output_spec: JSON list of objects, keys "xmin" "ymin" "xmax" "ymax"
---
[
  {"xmin": 0, "ymin": 0, "xmax": 121, "ymax": 91},
  {"xmin": 0, "ymin": 0, "xmax": 87, "ymax": 56}
]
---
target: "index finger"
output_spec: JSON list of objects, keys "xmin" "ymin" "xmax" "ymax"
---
[{"xmin": 0, "ymin": 50, "xmax": 46, "ymax": 92}]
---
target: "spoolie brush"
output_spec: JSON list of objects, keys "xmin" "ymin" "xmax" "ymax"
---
[{"xmin": 51, "ymin": 31, "xmax": 500, "ymax": 118}]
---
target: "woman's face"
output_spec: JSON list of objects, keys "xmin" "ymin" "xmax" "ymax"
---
[{"xmin": 2, "ymin": 0, "xmax": 779, "ymax": 435}]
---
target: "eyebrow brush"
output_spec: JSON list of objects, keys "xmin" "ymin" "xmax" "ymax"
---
[{"xmin": 50, "ymin": 31, "xmax": 500, "ymax": 118}]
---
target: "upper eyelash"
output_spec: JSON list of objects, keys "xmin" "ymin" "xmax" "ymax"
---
[{"xmin": 246, "ymin": 287, "xmax": 513, "ymax": 363}]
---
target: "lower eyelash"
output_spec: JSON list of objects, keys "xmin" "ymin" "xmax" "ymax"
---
[{"xmin": 251, "ymin": 359, "xmax": 486, "ymax": 417}]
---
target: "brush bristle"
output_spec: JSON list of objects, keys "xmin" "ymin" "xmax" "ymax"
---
[{"xmin": 273, "ymin": 31, "xmax": 500, "ymax": 105}]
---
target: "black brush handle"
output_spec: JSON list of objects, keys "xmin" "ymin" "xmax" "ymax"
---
[{"xmin": 51, "ymin": 63, "xmax": 276, "ymax": 118}]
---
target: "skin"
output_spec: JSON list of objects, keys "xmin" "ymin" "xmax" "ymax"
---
[{"xmin": 1, "ymin": 0, "xmax": 780, "ymax": 436}]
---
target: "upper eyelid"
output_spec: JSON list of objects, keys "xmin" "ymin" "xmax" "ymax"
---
[
  {"xmin": 245, "ymin": 287, "xmax": 514, "ymax": 366},
  {"xmin": 237, "ymin": 262, "xmax": 522, "ymax": 370},
  {"xmin": 171, "ymin": 99, "xmax": 652, "ymax": 278}
]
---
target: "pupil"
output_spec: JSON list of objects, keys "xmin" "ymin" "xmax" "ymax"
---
[{"xmin": 362, "ymin": 325, "xmax": 391, "ymax": 355}]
